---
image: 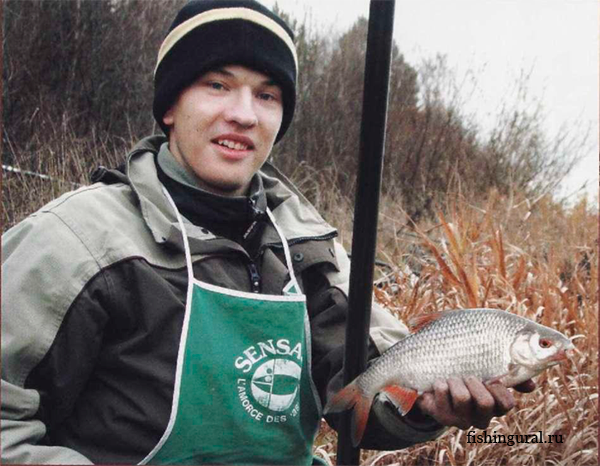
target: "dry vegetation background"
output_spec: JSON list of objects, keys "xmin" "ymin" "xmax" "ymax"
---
[{"xmin": 2, "ymin": 1, "xmax": 597, "ymax": 465}]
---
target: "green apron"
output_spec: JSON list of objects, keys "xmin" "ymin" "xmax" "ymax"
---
[{"xmin": 140, "ymin": 189, "xmax": 322, "ymax": 465}]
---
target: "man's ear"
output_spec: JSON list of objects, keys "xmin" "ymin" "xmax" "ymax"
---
[{"xmin": 163, "ymin": 108, "xmax": 174, "ymax": 127}]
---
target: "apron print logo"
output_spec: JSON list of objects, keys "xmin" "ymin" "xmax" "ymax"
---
[
  {"xmin": 235, "ymin": 338, "xmax": 303, "ymax": 423},
  {"xmin": 251, "ymin": 358, "xmax": 301, "ymax": 412}
]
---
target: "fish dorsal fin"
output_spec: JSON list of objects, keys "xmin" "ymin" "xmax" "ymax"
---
[
  {"xmin": 381, "ymin": 385, "xmax": 418, "ymax": 415},
  {"xmin": 408, "ymin": 311, "xmax": 447, "ymax": 334}
]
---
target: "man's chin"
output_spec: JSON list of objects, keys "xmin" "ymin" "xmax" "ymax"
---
[{"xmin": 199, "ymin": 178, "xmax": 249, "ymax": 198}]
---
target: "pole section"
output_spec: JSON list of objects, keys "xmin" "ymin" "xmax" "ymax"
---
[{"xmin": 336, "ymin": 0, "xmax": 396, "ymax": 464}]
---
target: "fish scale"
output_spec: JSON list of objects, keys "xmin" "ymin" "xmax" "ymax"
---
[
  {"xmin": 325, "ymin": 308, "xmax": 573, "ymax": 447},
  {"xmin": 366, "ymin": 310, "xmax": 524, "ymax": 393}
]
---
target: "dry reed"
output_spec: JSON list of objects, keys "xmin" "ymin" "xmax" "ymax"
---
[{"xmin": 314, "ymin": 190, "xmax": 598, "ymax": 466}]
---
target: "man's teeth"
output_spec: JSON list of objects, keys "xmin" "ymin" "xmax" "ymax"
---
[{"xmin": 217, "ymin": 139, "xmax": 249, "ymax": 151}]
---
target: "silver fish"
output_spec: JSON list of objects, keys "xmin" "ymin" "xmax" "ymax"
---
[{"xmin": 324, "ymin": 308, "xmax": 573, "ymax": 446}]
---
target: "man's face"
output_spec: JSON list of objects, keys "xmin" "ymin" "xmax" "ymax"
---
[{"xmin": 163, "ymin": 65, "xmax": 283, "ymax": 197}]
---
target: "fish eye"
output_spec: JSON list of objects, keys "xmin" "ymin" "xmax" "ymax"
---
[{"xmin": 539, "ymin": 338, "xmax": 553, "ymax": 349}]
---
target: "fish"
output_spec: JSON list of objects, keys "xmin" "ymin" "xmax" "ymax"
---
[{"xmin": 324, "ymin": 308, "xmax": 574, "ymax": 446}]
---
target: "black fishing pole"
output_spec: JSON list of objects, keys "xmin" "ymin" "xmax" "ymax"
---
[{"xmin": 336, "ymin": 0, "xmax": 396, "ymax": 464}]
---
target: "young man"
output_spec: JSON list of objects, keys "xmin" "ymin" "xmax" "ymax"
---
[{"xmin": 1, "ymin": 1, "xmax": 533, "ymax": 464}]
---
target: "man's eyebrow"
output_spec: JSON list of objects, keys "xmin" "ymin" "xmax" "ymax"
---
[
  {"xmin": 206, "ymin": 68, "xmax": 279, "ymax": 87},
  {"xmin": 206, "ymin": 67, "xmax": 234, "ymax": 78}
]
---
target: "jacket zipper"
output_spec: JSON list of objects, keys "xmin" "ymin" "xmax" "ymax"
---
[{"xmin": 248, "ymin": 261, "xmax": 261, "ymax": 293}]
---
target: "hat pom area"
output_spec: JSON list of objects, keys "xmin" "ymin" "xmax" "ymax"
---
[{"xmin": 153, "ymin": 0, "xmax": 297, "ymax": 143}]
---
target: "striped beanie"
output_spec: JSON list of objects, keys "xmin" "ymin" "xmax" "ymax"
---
[{"xmin": 153, "ymin": 0, "xmax": 298, "ymax": 143}]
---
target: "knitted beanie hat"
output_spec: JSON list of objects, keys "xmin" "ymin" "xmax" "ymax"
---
[{"xmin": 153, "ymin": 0, "xmax": 297, "ymax": 143}]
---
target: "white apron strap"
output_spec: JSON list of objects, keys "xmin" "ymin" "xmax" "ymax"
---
[
  {"xmin": 162, "ymin": 187, "xmax": 195, "ymax": 284},
  {"xmin": 139, "ymin": 189, "xmax": 197, "ymax": 464},
  {"xmin": 266, "ymin": 208, "xmax": 301, "ymax": 295}
]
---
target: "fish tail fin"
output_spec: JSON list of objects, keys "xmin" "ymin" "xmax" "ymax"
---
[
  {"xmin": 350, "ymin": 393, "xmax": 373, "ymax": 447},
  {"xmin": 324, "ymin": 381, "xmax": 374, "ymax": 447},
  {"xmin": 324, "ymin": 381, "xmax": 363, "ymax": 415}
]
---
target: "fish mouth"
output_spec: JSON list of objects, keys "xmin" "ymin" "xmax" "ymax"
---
[{"xmin": 549, "ymin": 349, "xmax": 569, "ymax": 363}]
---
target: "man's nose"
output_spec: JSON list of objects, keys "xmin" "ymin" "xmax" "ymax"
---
[{"xmin": 224, "ymin": 88, "xmax": 258, "ymax": 128}]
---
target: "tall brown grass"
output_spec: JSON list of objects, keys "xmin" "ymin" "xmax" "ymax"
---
[
  {"xmin": 312, "ymin": 190, "xmax": 598, "ymax": 465},
  {"xmin": 1, "ymin": 123, "xmax": 131, "ymax": 228}
]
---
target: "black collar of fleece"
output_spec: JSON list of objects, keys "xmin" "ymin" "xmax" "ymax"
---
[{"xmin": 155, "ymin": 144, "xmax": 269, "ymax": 257}]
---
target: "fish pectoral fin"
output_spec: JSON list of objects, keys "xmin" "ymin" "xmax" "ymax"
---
[
  {"xmin": 408, "ymin": 311, "xmax": 448, "ymax": 333},
  {"xmin": 380, "ymin": 385, "xmax": 418, "ymax": 416},
  {"xmin": 486, "ymin": 363, "xmax": 538, "ymax": 388},
  {"xmin": 484, "ymin": 374, "xmax": 506, "ymax": 386}
]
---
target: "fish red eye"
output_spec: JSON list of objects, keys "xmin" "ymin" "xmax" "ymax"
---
[{"xmin": 539, "ymin": 338, "xmax": 553, "ymax": 349}]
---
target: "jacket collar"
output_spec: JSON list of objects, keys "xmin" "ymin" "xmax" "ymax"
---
[{"xmin": 122, "ymin": 135, "xmax": 337, "ymax": 249}]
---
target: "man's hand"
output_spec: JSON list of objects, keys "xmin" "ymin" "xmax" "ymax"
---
[{"xmin": 412, "ymin": 377, "xmax": 536, "ymax": 430}]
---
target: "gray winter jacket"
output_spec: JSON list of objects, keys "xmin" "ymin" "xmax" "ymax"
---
[{"xmin": 1, "ymin": 135, "xmax": 443, "ymax": 464}]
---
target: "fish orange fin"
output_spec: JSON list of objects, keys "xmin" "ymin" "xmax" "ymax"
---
[
  {"xmin": 324, "ymin": 382, "xmax": 374, "ymax": 447},
  {"xmin": 350, "ymin": 394, "xmax": 373, "ymax": 447},
  {"xmin": 381, "ymin": 385, "xmax": 418, "ymax": 415},
  {"xmin": 324, "ymin": 381, "xmax": 362, "ymax": 415},
  {"xmin": 408, "ymin": 311, "xmax": 447, "ymax": 333}
]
